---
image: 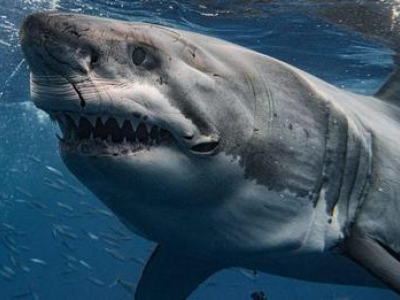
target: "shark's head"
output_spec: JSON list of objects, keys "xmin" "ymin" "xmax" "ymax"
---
[{"xmin": 20, "ymin": 13, "xmax": 256, "ymax": 237}]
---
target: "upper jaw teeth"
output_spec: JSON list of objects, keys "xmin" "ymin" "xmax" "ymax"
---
[
  {"xmin": 115, "ymin": 117, "xmax": 125, "ymax": 128},
  {"xmin": 86, "ymin": 115, "xmax": 97, "ymax": 127},
  {"xmin": 70, "ymin": 114, "xmax": 80, "ymax": 125},
  {"xmin": 52, "ymin": 112, "xmax": 174, "ymax": 154}
]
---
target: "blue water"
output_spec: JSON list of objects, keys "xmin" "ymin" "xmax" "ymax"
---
[{"xmin": 0, "ymin": 1, "xmax": 397, "ymax": 299}]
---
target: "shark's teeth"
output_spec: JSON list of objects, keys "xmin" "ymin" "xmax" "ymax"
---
[
  {"xmin": 115, "ymin": 116, "xmax": 125, "ymax": 128},
  {"xmin": 86, "ymin": 115, "xmax": 97, "ymax": 127},
  {"xmin": 101, "ymin": 115, "xmax": 108, "ymax": 124},
  {"xmin": 70, "ymin": 129, "xmax": 76, "ymax": 141},
  {"xmin": 69, "ymin": 114, "xmax": 80, "ymax": 126},
  {"xmin": 56, "ymin": 113, "xmax": 66, "ymax": 124},
  {"xmin": 55, "ymin": 112, "xmax": 175, "ymax": 155},
  {"xmin": 130, "ymin": 118, "xmax": 140, "ymax": 131},
  {"xmin": 145, "ymin": 122, "xmax": 152, "ymax": 132}
]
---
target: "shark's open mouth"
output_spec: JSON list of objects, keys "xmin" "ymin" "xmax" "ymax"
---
[{"xmin": 53, "ymin": 112, "xmax": 175, "ymax": 156}]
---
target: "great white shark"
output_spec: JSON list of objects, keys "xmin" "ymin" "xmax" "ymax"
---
[{"xmin": 20, "ymin": 12, "xmax": 400, "ymax": 299}]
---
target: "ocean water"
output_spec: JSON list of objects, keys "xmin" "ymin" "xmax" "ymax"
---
[{"xmin": 0, "ymin": 0, "xmax": 398, "ymax": 299}]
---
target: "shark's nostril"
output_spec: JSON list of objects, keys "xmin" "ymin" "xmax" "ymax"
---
[
  {"xmin": 90, "ymin": 50, "xmax": 100, "ymax": 69},
  {"xmin": 69, "ymin": 30, "xmax": 81, "ymax": 38}
]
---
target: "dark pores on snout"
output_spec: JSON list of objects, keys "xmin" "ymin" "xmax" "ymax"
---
[
  {"xmin": 21, "ymin": 14, "xmax": 153, "ymax": 77},
  {"xmin": 21, "ymin": 13, "xmax": 104, "ymax": 79},
  {"xmin": 20, "ymin": 13, "xmax": 165, "ymax": 95}
]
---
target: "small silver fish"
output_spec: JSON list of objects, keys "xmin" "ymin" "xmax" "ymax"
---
[
  {"xmin": 84, "ymin": 230, "xmax": 99, "ymax": 240},
  {"xmin": 68, "ymin": 185, "xmax": 86, "ymax": 196},
  {"xmin": 44, "ymin": 181, "xmax": 65, "ymax": 192},
  {"xmin": 96, "ymin": 209, "xmax": 113, "ymax": 218},
  {"xmin": 15, "ymin": 187, "xmax": 33, "ymax": 198},
  {"xmin": 13, "ymin": 198, "xmax": 30, "ymax": 204},
  {"xmin": 9, "ymin": 254, "xmax": 17, "ymax": 266},
  {"xmin": 129, "ymin": 256, "xmax": 145, "ymax": 265},
  {"xmin": 29, "ymin": 200, "xmax": 47, "ymax": 210},
  {"xmin": 26, "ymin": 155, "xmax": 41, "ymax": 163},
  {"xmin": 86, "ymin": 276, "xmax": 105, "ymax": 287},
  {"xmin": 45, "ymin": 165, "xmax": 64, "ymax": 177},
  {"xmin": 29, "ymin": 258, "xmax": 47, "ymax": 266},
  {"xmin": 2, "ymin": 265, "xmax": 15, "ymax": 276},
  {"xmin": 57, "ymin": 202, "xmax": 74, "ymax": 212},
  {"xmin": 239, "ymin": 269, "xmax": 258, "ymax": 280},
  {"xmin": 111, "ymin": 277, "xmax": 136, "ymax": 295},
  {"xmin": 58, "ymin": 268, "xmax": 77, "ymax": 276},
  {"xmin": 11, "ymin": 290, "xmax": 34, "ymax": 299},
  {"xmin": 79, "ymin": 260, "xmax": 93, "ymax": 270},
  {"xmin": 104, "ymin": 247, "xmax": 126, "ymax": 262},
  {"xmin": 0, "ymin": 269, "xmax": 13, "ymax": 280},
  {"xmin": 2, "ymin": 223, "xmax": 16, "ymax": 231},
  {"xmin": 18, "ymin": 262, "xmax": 30, "ymax": 273},
  {"xmin": 60, "ymin": 252, "xmax": 77, "ymax": 262}
]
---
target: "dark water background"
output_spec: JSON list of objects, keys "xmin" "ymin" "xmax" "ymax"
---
[{"xmin": 0, "ymin": 0, "xmax": 397, "ymax": 299}]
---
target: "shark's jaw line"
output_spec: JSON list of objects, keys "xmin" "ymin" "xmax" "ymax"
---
[
  {"xmin": 31, "ymin": 73, "xmax": 219, "ymax": 156},
  {"xmin": 33, "ymin": 74, "xmax": 180, "ymax": 157},
  {"xmin": 54, "ymin": 111, "xmax": 176, "ymax": 156}
]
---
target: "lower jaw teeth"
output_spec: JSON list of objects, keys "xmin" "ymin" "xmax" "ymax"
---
[{"xmin": 60, "ymin": 138, "xmax": 159, "ymax": 155}]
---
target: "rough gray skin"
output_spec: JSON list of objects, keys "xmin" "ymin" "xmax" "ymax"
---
[{"xmin": 20, "ymin": 13, "xmax": 400, "ymax": 299}]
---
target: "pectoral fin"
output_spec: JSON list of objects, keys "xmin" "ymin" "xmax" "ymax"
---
[
  {"xmin": 135, "ymin": 245, "xmax": 223, "ymax": 300},
  {"xmin": 345, "ymin": 231, "xmax": 400, "ymax": 294}
]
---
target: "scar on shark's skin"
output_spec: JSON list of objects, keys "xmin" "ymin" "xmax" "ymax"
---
[{"xmin": 20, "ymin": 12, "xmax": 400, "ymax": 299}]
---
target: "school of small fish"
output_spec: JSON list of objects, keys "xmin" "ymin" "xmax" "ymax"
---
[
  {"xmin": 1, "ymin": 150, "xmax": 268, "ymax": 299},
  {"xmin": 1, "ymin": 156, "xmax": 150, "ymax": 299}
]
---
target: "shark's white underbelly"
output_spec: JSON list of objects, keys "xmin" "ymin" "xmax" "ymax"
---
[{"xmin": 115, "ymin": 152, "xmax": 344, "ymax": 262}]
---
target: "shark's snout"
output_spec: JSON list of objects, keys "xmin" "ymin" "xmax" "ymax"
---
[
  {"xmin": 21, "ymin": 13, "xmax": 97, "ymax": 77},
  {"xmin": 20, "ymin": 13, "xmax": 54, "ymax": 74},
  {"xmin": 20, "ymin": 12, "xmax": 50, "ymax": 45},
  {"xmin": 21, "ymin": 12, "xmax": 83, "ymax": 47}
]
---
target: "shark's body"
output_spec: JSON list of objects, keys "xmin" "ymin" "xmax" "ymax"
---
[{"xmin": 20, "ymin": 12, "xmax": 400, "ymax": 299}]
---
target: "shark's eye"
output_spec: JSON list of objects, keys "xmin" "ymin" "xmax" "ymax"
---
[{"xmin": 132, "ymin": 47, "xmax": 146, "ymax": 66}]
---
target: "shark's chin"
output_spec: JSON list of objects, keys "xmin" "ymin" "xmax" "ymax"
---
[{"xmin": 60, "ymin": 142, "xmax": 235, "ymax": 209}]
